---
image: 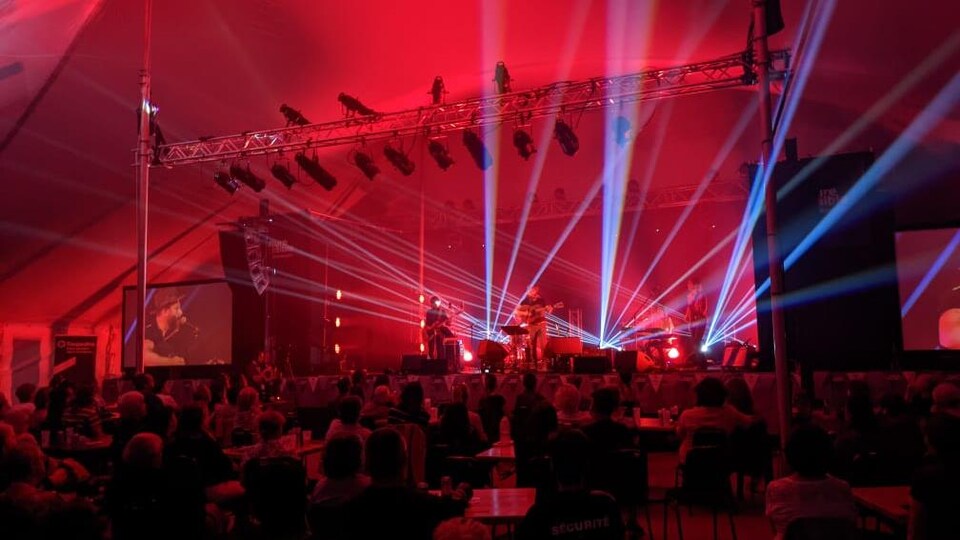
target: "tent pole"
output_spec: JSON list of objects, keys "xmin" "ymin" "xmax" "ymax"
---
[
  {"xmin": 135, "ymin": 0, "xmax": 153, "ymax": 374},
  {"xmin": 753, "ymin": 0, "xmax": 791, "ymax": 454}
]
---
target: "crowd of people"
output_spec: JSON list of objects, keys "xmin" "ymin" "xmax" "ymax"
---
[{"xmin": 0, "ymin": 369, "xmax": 958, "ymax": 539}]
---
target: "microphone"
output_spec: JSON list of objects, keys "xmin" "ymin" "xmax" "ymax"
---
[{"xmin": 179, "ymin": 316, "xmax": 200, "ymax": 337}]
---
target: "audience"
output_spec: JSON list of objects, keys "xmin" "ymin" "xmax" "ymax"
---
[
  {"xmin": 10, "ymin": 384, "xmax": 37, "ymax": 416},
  {"xmin": 555, "ymin": 383, "xmax": 590, "ymax": 428},
  {"xmin": 478, "ymin": 373, "xmax": 507, "ymax": 443},
  {"xmin": 360, "ymin": 384, "xmax": 393, "ymax": 428},
  {"xmin": 930, "ymin": 382, "xmax": 960, "ymax": 417},
  {"xmin": 909, "ymin": 412, "xmax": 960, "ymax": 540},
  {"xmin": 433, "ymin": 517, "xmax": 491, "ymax": 540},
  {"xmin": 165, "ymin": 404, "xmax": 234, "ymax": 488},
  {"xmin": 834, "ymin": 380, "xmax": 882, "ymax": 482},
  {"xmin": 310, "ymin": 434, "xmax": 370, "ymax": 507},
  {"xmin": 389, "ymin": 381, "xmax": 431, "ymax": 427},
  {"xmin": 451, "ymin": 383, "xmax": 487, "ymax": 443},
  {"xmin": 765, "ymin": 425, "xmax": 856, "ymax": 540},
  {"xmin": 343, "ymin": 427, "xmax": 468, "ymax": 539},
  {"xmin": 512, "ymin": 372, "xmax": 546, "ymax": 442},
  {"xmin": 582, "ymin": 387, "xmax": 632, "ymax": 457},
  {"xmin": 676, "ymin": 377, "xmax": 752, "ymax": 462},
  {"xmin": 331, "ymin": 377, "xmax": 352, "ymax": 412},
  {"xmin": 326, "ymin": 395, "xmax": 372, "ymax": 444},
  {"xmin": 234, "ymin": 386, "xmax": 262, "ymax": 437},
  {"xmin": 211, "ymin": 384, "xmax": 240, "ymax": 446},
  {"xmin": 724, "ymin": 377, "xmax": 754, "ymax": 415},
  {"xmin": 437, "ymin": 403, "xmax": 486, "ymax": 456},
  {"xmin": 245, "ymin": 410, "xmax": 293, "ymax": 462},
  {"xmin": 110, "ymin": 391, "xmax": 147, "ymax": 463},
  {"xmin": 517, "ymin": 429, "xmax": 625, "ymax": 540},
  {"xmin": 29, "ymin": 387, "xmax": 50, "ymax": 432},
  {"xmin": 349, "ymin": 369, "xmax": 367, "ymax": 402},
  {"xmin": 61, "ymin": 385, "xmax": 104, "ymax": 440}
]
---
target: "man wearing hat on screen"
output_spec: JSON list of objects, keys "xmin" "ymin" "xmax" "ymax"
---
[{"xmin": 144, "ymin": 287, "xmax": 196, "ymax": 366}]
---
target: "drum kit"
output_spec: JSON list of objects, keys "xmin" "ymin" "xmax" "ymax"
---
[{"xmin": 624, "ymin": 326, "xmax": 685, "ymax": 370}]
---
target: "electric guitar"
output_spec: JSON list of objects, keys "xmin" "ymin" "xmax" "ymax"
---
[{"xmin": 422, "ymin": 303, "xmax": 463, "ymax": 341}]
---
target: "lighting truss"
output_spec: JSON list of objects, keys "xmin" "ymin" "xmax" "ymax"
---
[
  {"xmin": 422, "ymin": 179, "xmax": 749, "ymax": 231},
  {"xmin": 154, "ymin": 50, "xmax": 790, "ymax": 166}
]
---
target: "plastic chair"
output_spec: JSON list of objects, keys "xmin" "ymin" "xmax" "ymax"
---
[
  {"xmin": 669, "ymin": 443, "xmax": 738, "ymax": 540},
  {"xmin": 595, "ymin": 449, "xmax": 658, "ymax": 539}
]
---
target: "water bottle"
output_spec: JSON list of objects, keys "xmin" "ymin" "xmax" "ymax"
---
[
  {"xmin": 441, "ymin": 476, "xmax": 453, "ymax": 497},
  {"xmin": 499, "ymin": 416, "xmax": 511, "ymax": 442}
]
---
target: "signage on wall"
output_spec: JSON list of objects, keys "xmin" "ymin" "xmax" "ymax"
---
[{"xmin": 53, "ymin": 335, "xmax": 97, "ymax": 386}]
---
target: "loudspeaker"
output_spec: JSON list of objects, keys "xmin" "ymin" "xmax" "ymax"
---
[
  {"xmin": 420, "ymin": 358, "xmax": 452, "ymax": 375},
  {"xmin": 401, "ymin": 354, "xmax": 426, "ymax": 373},
  {"xmin": 572, "ymin": 356, "xmax": 611, "ymax": 374},
  {"xmin": 614, "ymin": 351, "xmax": 638, "ymax": 373},
  {"xmin": 543, "ymin": 337, "xmax": 583, "ymax": 359},
  {"xmin": 478, "ymin": 340, "xmax": 508, "ymax": 372}
]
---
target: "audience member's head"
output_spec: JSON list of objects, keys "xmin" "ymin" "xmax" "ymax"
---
[
  {"xmin": 399, "ymin": 381, "xmax": 425, "ymax": 413},
  {"xmin": 484, "ymin": 373, "xmax": 498, "ymax": 394},
  {"xmin": 123, "ymin": 432, "xmax": 164, "ymax": 469},
  {"xmin": 931, "ymin": 382, "xmax": 960, "ymax": 417},
  {"xmin": 132, "ymin": 373, "xmax": 155, "ymax": 394},
  {"xmin": 522, "ymin": 372, "xmax": 538, "ymax": 393},
  {"xmin": 14, "ymin": 383, "xmax": 36, "ymax": 406},
  {"xmin": 619, "ymin": 371, "xmax": 633, "ymax": 386},
  {"xmin": 117, "ymin": 391, "xmax": 146, "ymax": 421},
  {"xmin": 336, "ymin": 377, "xmax": 351, "ymax": 396},
  {"xmin": 371, "ymin": 384, "xmax": 392, "ymax": 407},
  {"xmin": 237, "ymin": 387, "xmax": 260, "ymax": 413},
  {"xmin": 192, "ymin": 384, "xmax": 212, "ymax": 406},
  {"xmin": 4, "ymin": 409, "xmax": 30, "ymax": 435},
  {"xmin": 694, "ymin": 377, "xmax": 727, "ymax": 408},
  {"xmin": 554, "ymin": 383, "xmax": 581, "ymax": 417},
  {"xmin": 785, "ymin": 425, "xmax": 833, "ymax": 478},
  {"xmin": 323, "ymin": 434, "xmax": 363, "ymax": 480},
  {"xmin": 365, "ymin": 427, "xmax": 407, "ymax": 484},
  {"xmin": 551, "ymin": 429, "xmax": 591, "ymax": 489},
  {"xmin": 374, "ymin": 374, "xmax": 391, "ymax": 388},
  {"xmin": 176, "ymin": 404, "xmax": 206, "ymax": 435},
  {"xmin": 338, "ymin": 396, "xmax": 363, "ymax": 426},
  {"xmin": 846, "ymin": 382, "xmax": 876, "ymax": 431},
  {"xmin": 724, "ymin": 377, "xmax": 754, "ymax": 415},
  {"xmin": 351, "ymin": 369, "xmax": 366, "ymax": 387},
  {"xmin": 526, "ymin": 403, "xmax": 558, "ymax": 443},
  {"xmin": 591, "ymin": 387, "xmax": 620, "ymax": 418},
  {"xmin": 925, "ymin": 413, "xmax": 960, "ymax": 460},
  {"xmin": 0, "ymin": 422, "xmax": 17, "ymax": 457},
  {"xmin": 226, "ymin": 385, "xmax": 241, "ymax": 406},
  {"xmin": 6, "ymin": 439, "xmax": 46, "ymax": 486},
  {"xmin": 433, "ymin": 518, "xmax": 491, "ymax": 540},
  {"xmin": 257, "ymin": 410, "xmax": 286, "ymax": 442},
  {"xmin": 440, "ymin": 403, "xmax": 472, "ymax": 442},
  {"xmin": 452, "ymin": 383, "xmax": 470, "ymax": 405},
  {"xmin": 907, "ymin": 374, "xmax": 939, "ymax": 415}
]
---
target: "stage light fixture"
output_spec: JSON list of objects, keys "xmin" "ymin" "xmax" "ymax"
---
[
  {"xmin": 420, "ymin": 320, "xmax": 426, "ymax": 329},
  {"xmin": 213, "ymin": 171, "xmax": 241, "ymax": 195},
  {"xmin": 335, "ymin": 317, "xmax": 341, "ymax": 328},
  {"xmin": 700, "ymin": 344, "xmax": 709, "ymax": 353},
  {"xmin": 418, "ymin": 294, "xmax": 425, "ymax": 304},
  {"xmin": 554, "ymin": 119, "xmax": 579, "ymax": 156},
  {"xmin": 336, "ymin": 289, "xmax": 343, "ymax": 300},
  {"xmin": 513, "ymin": 129, "xmax": 536, "ymax": 160},
  {"xmin": 427, "ymin": 139, "xmax": 454, "ymax": 171},
  {"xmin": 493, "ymin": 61, "xmax": 511, "ymax": 94},
  {"xmin": 294, "ymin": 152, "xmax": 337, "ymax": 191},
  {"xmin": 384, "ymin": 144, "xmax": 416, "ymax": 176},
  {"xmin": 419, "ymin": 343, "xmax": 425, "ymax": 353},
  {"xmin": 270, "ymin": 163, "xmax": 297, "ymax": 189},
  {"xmin": 462, "ymin": 130, "xmax": 492, "ymax": 170},
  {"xmin": 352, "ymin": 150, "xmax": 380, "ymax": 180},
  {"xmin": 334, "ymin": 344, "xmax": 341, "ymax": 355},
  {"xmin": 229, "ymin": 164, "xmax": 266, "ymax": 192},
  {"xmin": 463, "ymin": 351, "xmax": 474, "ymax": 362},
  {"xmin": 338, "ymin": 92, "xmax": 378, "ymax": 117},
  {"xmin": 667, "ymin": 347, "xmax": 680, "ymax": 360},
  {"xmin": 279, "ymin": 103, "xmax": 310, "ymax": 126},
  {"xmin": 429, "ymin": 76, "xmax": 446, "ymax": 105},
  {"xmin": 614, "ymin": 115, "xmax": 632, "ymax": 147}
]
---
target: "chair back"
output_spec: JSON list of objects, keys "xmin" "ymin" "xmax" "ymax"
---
[
  {"xmin": 243, "ymin": 455, "xmax": 307, "ymax": 535},
  {"xmin": 784, "ymin": 517, "xmax": 858, "ymax": 540},
  {"xmin": 594, "ymin": 449, "xmax": 650, "ymax": 505},
  {"xmin": 680, "ymin": 445, "xmax": 732, "ymax": 501}
]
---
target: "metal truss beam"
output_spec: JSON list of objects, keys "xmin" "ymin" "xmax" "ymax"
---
[{"xmin": 155, "ymin": 50, "xmax": 790, "ymax": 166}]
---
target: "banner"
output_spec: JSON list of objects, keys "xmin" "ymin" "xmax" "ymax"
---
[
  {"xmin": 649, "ymin": 373, "xmax": 663, "ymax": 393},
  {"xmin": 53, "ymin": 335, "xmax": 97, "ymax": 386}
]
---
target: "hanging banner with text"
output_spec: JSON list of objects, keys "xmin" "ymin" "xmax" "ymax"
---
[{"xmin": 53, "ymin": 335, "xmax": 97, "ymax": 387}]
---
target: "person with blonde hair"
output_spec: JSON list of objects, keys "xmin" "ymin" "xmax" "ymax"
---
[
  {"xmin": 554, "ymin": 383, "xmax": 589, "ymax": 428},
  {"xmin": 434, "ymin": 517, "xmax": 491, "ymax": 540}
]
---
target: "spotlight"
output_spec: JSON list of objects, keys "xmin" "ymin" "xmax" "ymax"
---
[
  {"xmin": 700, "ymin": 344, "xmax": 709, "ymax": 353},
  {"xmin": 213, "ymin": 170, "xmax": 241, "ymax": 195},
  {"xmin": 294, "ymin": 152, "xmax": 337, "ymax": 191},
  {"xmin": 335, "ymin": 317, "xmax": 341, "ymax": 328},
  {"xmin": 334, "ymin": 344, "xmax": 341, "ymax": 355},
  {"xmin": 384, "ymin": 144, "xmax": 415, "ymax": 176},
  {"xmin": 667, "ymin": 347, "xmax": 680, "ymax": 360},
  {"xmin": 493, "ymin": 61, "xmax": 511, "ymax": 94},
  {"xmin": 336, "ymin": 289, "xmax": 342, "ymax": 300},
  {"xmin": 419, "ymin": 343, "xmax": 425, "ymax": 353},
  {"xmin": 513, "ymin": 129, "xmax": 536, "ymax": 160},
  {"xmin": 427, "ymin": 139, "xmax": 454, "ymax": 171},
  {"xmin": 429, "ymin": 76, "xmax": 446, "ymax": 105},
  {"xmin": 614, "ymin": 115, "xmax": 632, "ymax": 147},
  {"xmin": 338, "ymin": 93, "xmax": 378, "ymax": 117},
  {"xmin": 352, "ymin": 150, "xmax": 380, "ymax": 180},
  {"xmin": 270, "ymin": 163, "xmax": 297, "ymax": 189},
  {"xmin": 418, "ymin": 294, "xmax": 425, "ymax": 304},
  {"xmin": 229, "ymin": 164, "xmax": 266, "ymax": 192},
  {"xmin": 279, "ymin": 104, "xmax": 310, "ymax": 126},
  {"xmin": 462, "ymin": 130, "xmax": 492, "ymax": 170},
  {"xmin": 463, "ymin": 351, "xmax": 474, "ymax": 362},
  {"xmin": 554, "ymin": 119, "xmax": 579, "ymax": 156}
]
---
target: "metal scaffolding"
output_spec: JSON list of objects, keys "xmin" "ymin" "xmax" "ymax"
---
[{"xmin": 154, "ymin": 50, "xmax": 790, "ymax": 167}]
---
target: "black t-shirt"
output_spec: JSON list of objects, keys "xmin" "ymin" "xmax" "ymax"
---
[
  {"xmin": 911, "ymin": 457, "xmax": 960, "ymax": 540},
  {"xmin": 425, "ymin": 307, "xmax": 448, "ymax": 328},
  {"xmin": 517, "ymin": 489, "xmax": 625, "ymax": 540},
  {"xmin": 582, "ymin": 418, "xmax": 633, "ymax": 456},
  {"xmin": 145, "ymin": 321, "xmax": 197, "ymax": 361},
  {"xmin": 342, "ymin": 485, "xmax": 466, "ymax": 540},
  {"xmin": 166, "ymin": 432, "xmax": 235, "ymax": 487}
]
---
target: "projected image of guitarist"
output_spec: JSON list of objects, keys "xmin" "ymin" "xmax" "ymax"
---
[
  {"xmin": 424, "ymin": 296, "xmax": 454, "ymax": 359},
  {"xmin": 516, "ymin": 284, "xmax": 563, "ymax": 365}
]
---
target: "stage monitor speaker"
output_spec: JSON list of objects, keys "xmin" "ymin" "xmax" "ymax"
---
[
  {"xmin": 543, "ymin": 337, "xmax": 583, "ymax": 359},
  {"xmin": 614, "ymin": 351, "xmax": 638, "ymax": 373},
  {"xmin": 420, "ymin": 358, "xmax": 452, "ymax": 375},
  {"xmin": 401, "ymin": 354, "xmax": 426, "ymax": 373},
  {"xmin": 478, "ymin": 340, "xmax": 508, "ymax": 372},
  {"xmin": 572, "ymin": 355, "xmax": 611, "ymax": 374}
]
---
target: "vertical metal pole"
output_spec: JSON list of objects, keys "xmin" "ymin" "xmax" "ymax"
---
[
  {"xmin": 754, "ymin": 0, "xmax": 791, "ymax": 453},
  {"xmin": 134, "ymin": 0, "xmax": 153, "ymax": 374}
]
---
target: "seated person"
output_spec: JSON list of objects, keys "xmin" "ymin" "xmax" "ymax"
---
[
  {"xmin": 343, "ymin": 427, "xmax": 469, "ymax": 540},
  {"xmin": 582, "ymin": 387, "xmax": 633, "ymax": 457},
  {"xmin": 326, "ymin": 396, "xmax": 372, "ymax": 444},
  {"xmin": 233, "ymin": 387, "xmax": 262, "ymax": 438},
  {"xmin": 433, "ymin": 517, "xmax": 491, "ymax": 540},
  {"xmin": 360, "ymin": 385, "xmax": 394, "ymax": 428},
  {"xmin": 436, "ymin": 403, "xmax": 486, "ymax": 456},
  {"xmin": 165, "ymin": 404, "xmax": 235, "ymax": 488},
  {"xmin": 765, "ymin": 426, "xmax": 856, "ymax": 540},
  {"xmin": 676, "ymin": 377, "xmax": 753, "ymax": 462},
  {"xmin": 478, "ymin": 374, "xmax": 507, "ymax": 443},
  {"xmin": 554, "ymin": 383, "xmax": 590, "ymax": 428},
  {"xmin": 388, "ymin": 382, "xmax": 431, "ymax": 428},
  {"xmin": 517, "ymin": 429, "xmax": 625, "ymax": 539},
  {"xmin": 243, "ymin": 410, "xmax": 294, "ymax": 464},
  {"xmin": 60, "ymin": 385, "xmax": 104, "ymax": 440},
  {"xmin": 910, "ymin": 413, "xmax": 960, "ymax": 540},
  {"xmin": 110, "ymin": 391, "xmax": 148, "ymax": 465},
  {"xmin": 452, "ymin": 383, "xmax": 487, "ymax": 444},
  {"xmin": 310, "ymin": 434, "xmax": 370, "ymax": 507}
]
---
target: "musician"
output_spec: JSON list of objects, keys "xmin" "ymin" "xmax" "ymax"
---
[
  {"xmin": 144, "ymin": 287, "xmax": 197, "ymax": 366},
  {"xmin": 518, "ymin": 285, "xmax": 553, "ymax": 364},
  {"xmin": 247, "ymin": 350, "xmax": 280, "ymax": 399},
  {"xmin": 684, "ymin": 278, "xmax": 708, "ymax": 351},
  {"xmin": 424, "ymin": 296, "xmax": 453, "ymax": 359}
]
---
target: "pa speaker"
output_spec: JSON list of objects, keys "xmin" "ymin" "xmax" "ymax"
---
[
  {"xmin": 478, "ymin": 340, "xmax": 508, "ymax": 372},
  {"xmin": 614, "ymin": 351, "xmax": 638, "ymax": 373},
  {"xmin": 572, "ymin": 356, "xmax": 611, "ymax": 374},
  {"xmin": 543, "ymin": 337, "xmax": 583, "ymax": 359},
  {"xmin": 401, "ymin": 354, "xmax": 426, "ymax": 373}
]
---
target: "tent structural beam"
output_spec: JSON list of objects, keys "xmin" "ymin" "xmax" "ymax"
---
[{"xmin": 154, "ymin": 50, "xmax": 790, "ymax": 167}]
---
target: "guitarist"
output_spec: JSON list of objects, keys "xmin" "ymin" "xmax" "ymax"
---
[
  {"xmin": 518, "ymin": 285, "xmax": 562, "ymax": 365},
  {"xmin": 424, "ymin": 296, "xmax": 453, "ymax": 359}
]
